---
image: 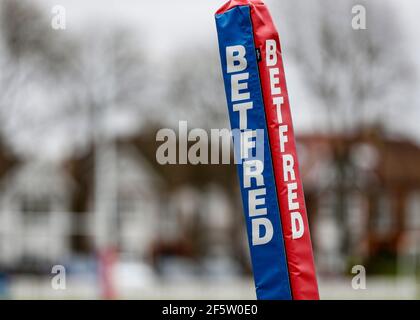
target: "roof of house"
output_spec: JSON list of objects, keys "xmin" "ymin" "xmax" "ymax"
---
[{"xmin": 297, "ymin": 129, "xmax": 420, "ymax": 191}]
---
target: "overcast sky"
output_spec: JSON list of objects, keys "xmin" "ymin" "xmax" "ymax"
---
[
  {"xmin": 37, "ymin": 0, "xmax": 420, "ymax": 144},
  {"xmin": 39, "ymin": 0, "xmax": 420, "ymax": 57}
]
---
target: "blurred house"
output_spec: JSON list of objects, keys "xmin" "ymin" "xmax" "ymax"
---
[
  {"xmin": 0, "ymin": 161, "xmax": 72, "ymax": 269},
  {"xmin": 1, "ymin": 126, "xmax": 419, "ymax": 279},
  {"xmin": 299, "ymin": 128, "xmax": 420, "ymax": 275},
  {"xmin": 0, "ymin": 143, "xmax": 163, "ymax": 270},
  {"xmin": 0, "ymin": 132, "xmax": 244, "ymax": 278},
  {"xmin": 112, "ymin": 144, "xmax": 163, "ymax": 259},
  {"xmin": 120, "ymin": 132, "xmax": 246, "ymax": 277}
]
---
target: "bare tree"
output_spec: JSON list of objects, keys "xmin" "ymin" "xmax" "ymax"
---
[
  {"xmin": 0, "ymin": 0, "xmax": 78, "ymax": 160},
  {"xmin": 0, "ymin": 0, "xmax": 151, "ymax": 258},
  {"xmin": 167, "ymin": 46, "xmax": 229, "ymax": 130},
  {"xmin": 62, "ymin": 26, "xmax": 151, "ymax": 257},
  {"xmin": 274, "ymin": 0, "xmax": 413, "ymax": 132},
  {"xmin": 271, "ymin": 0, "xmax": 415, "ymax": 258}
]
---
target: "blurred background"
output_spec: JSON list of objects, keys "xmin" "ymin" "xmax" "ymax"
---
[{"xmin": 0, "ymin": 0, "xmax": 419, "ymax": 299}]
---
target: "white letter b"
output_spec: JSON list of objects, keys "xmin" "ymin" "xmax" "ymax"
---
[{"xmin": 226, "ymin": 45, "xmax": 247, "ymax": 73}]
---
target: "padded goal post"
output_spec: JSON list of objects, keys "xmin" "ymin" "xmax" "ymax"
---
[{"xmin": 215, "ymin": 0, "xmax": 319, "ymax": 300}]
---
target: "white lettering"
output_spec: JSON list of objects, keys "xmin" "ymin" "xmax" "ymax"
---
[{"xmin": 252, "ymin": 218, "xmax": 273, "ymax": 246}]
